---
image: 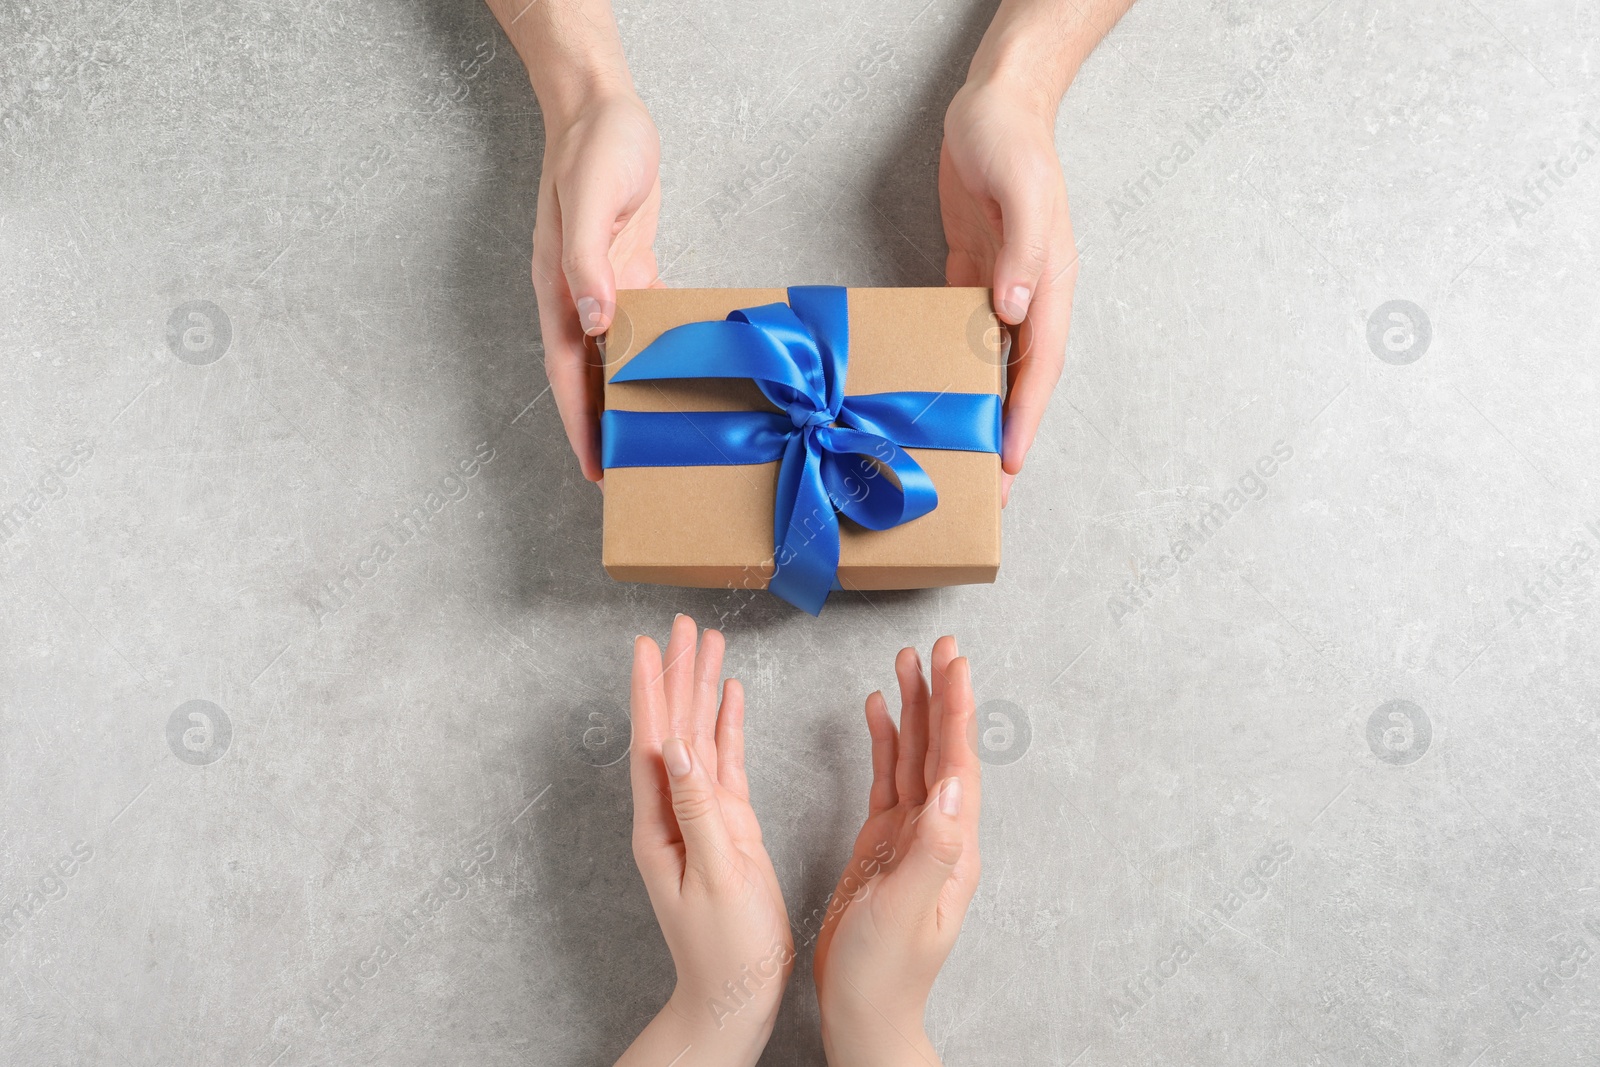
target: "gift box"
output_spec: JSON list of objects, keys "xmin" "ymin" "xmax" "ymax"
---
[{"xmin": 600, "ymin": 286, "xmax": 1006, "ymax": 614}]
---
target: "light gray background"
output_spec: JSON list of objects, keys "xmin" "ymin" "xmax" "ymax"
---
[{"xmin": 4, "ymin": 0, "xmax": 1599, "ymax": 1064}]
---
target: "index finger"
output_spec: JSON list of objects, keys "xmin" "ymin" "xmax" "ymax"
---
[
  {"xmin": 629, "ymin": 635, "xmax": 677, "ymax": 848},
  {"xmin": 893, "ymin": 647, "xmax": 931, "ymax": 807}
]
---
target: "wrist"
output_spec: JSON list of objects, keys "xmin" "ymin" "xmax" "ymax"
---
[
  {"xmin": 818, "ymin": 990, "xmax": 932, "ymax": 1067},
  {"xmin": 617, "ymin": 995, "xmax": 776, "ymax": 1067},
  {"xmin": 963, "ymin": 33, "xmax": 1068, "ymax": 123},
  {"xmin": 820, "ymin": 1012, "xmax": 935, "ymax": 1067},
  {"xmin": 533, "ymin": 63, "xmax": 637, "ymax": 134},
  {"xmin": 668, "ymin": 981, "xmax": 783, "ymax": 1041},
  {"xmin": 488, "ymin": 0, "xmax": 637, "ymax": 131}
]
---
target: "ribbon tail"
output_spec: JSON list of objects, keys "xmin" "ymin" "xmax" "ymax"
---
[{"xmin": 768, "ymin": 434, "xmax": 839, "ymax": 616}]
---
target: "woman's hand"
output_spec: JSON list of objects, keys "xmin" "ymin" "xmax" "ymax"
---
[
  {"xmin": 813, "ymin": 637, "xmax": 982, "ymax": 1067},
  {"xmin": 616, "ymin": 615, "xmax": 792, "ymax": 1067},
  {"xmin": 533, "ymin": 89, "xmax": 664, "ymax": 484},
  {"xmin": 940, "ymin": 71, "xmax": 1077, "ymax": 508}
]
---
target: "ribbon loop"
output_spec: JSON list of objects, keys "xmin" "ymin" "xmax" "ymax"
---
[{"xmin": 602, "ymin": 286, "xmax": 1000, "ymax": 614}]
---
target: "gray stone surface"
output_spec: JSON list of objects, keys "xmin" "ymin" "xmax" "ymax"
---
[{"xmin": 3, "ymin": 0, "xmax": 1599, "ymax": 1063}]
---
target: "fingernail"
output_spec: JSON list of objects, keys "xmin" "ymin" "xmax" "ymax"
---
[
  {"xmin": 1000, "ymin": 285, "xmax": 1031, "ymax": 322},
  {"xmin": 939, "ymin": 777, "xmax": 962, "ymax": 816},
  {"xmin": 663, "ymin": 737, "xmax": 692, "ymax": 778},
  {"xmin": 577, "ymin": 297, "xmax": 606, "ymax": 336}
]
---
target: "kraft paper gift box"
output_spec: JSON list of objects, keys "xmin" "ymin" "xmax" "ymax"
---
[{"xmin": 600, "ymin": 286, "xmax": 1007, "ymax": 614}]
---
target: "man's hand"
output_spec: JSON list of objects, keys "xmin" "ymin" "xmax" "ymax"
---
[
  {"xmin": 534, "ymin": 91, "xmax": 663, "ymax": 483},
  {"xmin": 485, "ymin": 0, "xmax": 664, "ymax": 484},
  {"xmin": 941, "ymin": 80, "xmax": 1076, "ymax": 506},
  {"xmin": 940, "ymin": 0, "xmax": 1136, "ymax": 505}
]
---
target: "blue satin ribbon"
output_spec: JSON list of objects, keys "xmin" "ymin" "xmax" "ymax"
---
[{"xmin": 602, "ymin": 285, "xmax": 1000, "ymax": 615}]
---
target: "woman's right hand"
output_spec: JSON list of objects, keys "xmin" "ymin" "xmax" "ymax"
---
[{"xmin": 813, "ymin": 637, "xmax": 983, "ymax": 1066}]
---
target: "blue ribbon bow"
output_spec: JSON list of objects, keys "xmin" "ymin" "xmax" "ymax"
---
[{"xmin": 602, "ymin": 285, "xmax": 1000, "ymax": 615}]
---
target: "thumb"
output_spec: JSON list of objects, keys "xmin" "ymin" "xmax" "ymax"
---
[
  {"xmin": 991, "ymin": 175, "xmax": 1053, "ymax": 326},
  {"xmin": 559, "ymin": 183, "xmax": 621, "ymax": 338},
  {"xmin": 887, "ymin": 777, "xmax": 966, "ymax": 918},
  {"xmin": 661, "ymin": 737, "xmax": 737, "ymax": 885}
]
